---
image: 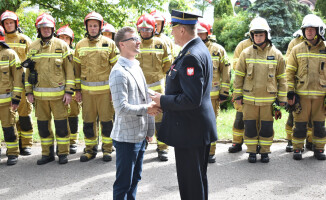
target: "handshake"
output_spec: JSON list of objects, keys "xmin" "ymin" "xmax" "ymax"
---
[{"xmin": 147, "ymin": 91, "xmax": 163, "ymax": 116}]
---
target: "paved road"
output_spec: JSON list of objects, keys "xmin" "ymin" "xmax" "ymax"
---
[{"xmin": 1, "ymin": 143, "xmax": 326, "ymax": 200}]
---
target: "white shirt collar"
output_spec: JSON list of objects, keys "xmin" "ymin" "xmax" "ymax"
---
[
  {"xmin": 118, "ymin": 56, "xmax": 140, "ymax": 68},
  {"xmin": 181, "ymin": 37, "xmax": 197, "ymax": 51}
]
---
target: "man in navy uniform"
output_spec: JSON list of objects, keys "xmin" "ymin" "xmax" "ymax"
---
[{"xmin": 151, "ymin": 10, "xmax": 217, "ymax": 200}]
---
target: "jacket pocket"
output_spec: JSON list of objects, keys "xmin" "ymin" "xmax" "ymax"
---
[
  {"xmin": 243, "ymin": 64, "xmax": 254, "ymax": 92},
  {"xmin": 296, "ymin": 64, "xmax": 308, "ymax": 88},
  {"xmin": 319, "ymin": 61, "xmax": 326, "ymax": 90},
  {"xmin": 0, "ymin": 65, "xmax": 10, "ymax": 85},
  {"xmin": 267, "ymin": 65, "xmax": 277, "ymax": 93},
  {"xmin": 100, "ymin": 50, "xmax": 109, "ymax": 68}
]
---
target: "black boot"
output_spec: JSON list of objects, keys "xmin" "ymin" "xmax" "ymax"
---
[
  {"xmin": 7, "ymin": 155, "xmax": 18, "ymax": 166},
  {"xmin": 314, "ymin": 150, "xmax": 326, "ymax": 160},
  {"xmin": 69, "ymin": 144, "xmax": 77, "ymax": 154},
  {"xmin": 208, "ymin": 155, "xmax": 216, "ymax": 163},
  {"xmin": 58, "ymin": 155, "xmax": 68, "ymax": 164},
  {"xmin": 37, "ymin": 145, "xmax": 55, "ymax": 165},
  {"xmin": 158, "ymin": 150, "xmax": 168, "ymax": 161},
  {"xmin": 20, "ymin": 147, "xmax": 32, "ymax": 156},
  {"xmin": 103, "ymin": 153, "xmax": 112, "ymax": 162},
  {"xmin": 248, "ymin": 153, "xmax": 257, "ymax": 163},
  {"xmin": 37, "ymin": 155, "xmax": 55, "ymax": 165},
  {"xmin": 286, "ymin": 140, "xmax": 293, "ymax": 152},
  {"xmin": 261, "ymin": 153, "xmax": 270, "ymax": 163},
  {"xmin": 80, "ymin": 153, "xmax": 96, "ymax": 162},
  {"xmin": 228, "ymin": 143, "xmax": 242, "ymax": 153},
  {"xmin": 293, "ymin": 149, "xmax": 302, "ymax": 160},
  {"xmin": 305, "ymin": 141, "xmax": 313, "ymax": 151}
]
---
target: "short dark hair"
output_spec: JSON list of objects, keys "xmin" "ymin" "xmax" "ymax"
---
[
  {"xmin": 180, "ymin": 24, "xmax": 196, "ymax": 36},
  {"xmin": 114, "ymin": 26, "xmax": 136, "ymax": 49}
]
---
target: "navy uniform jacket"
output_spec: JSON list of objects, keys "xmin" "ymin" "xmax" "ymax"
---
[{"xmin": 158, "ymin": 37, "xmax": 217, "ymax": 148}]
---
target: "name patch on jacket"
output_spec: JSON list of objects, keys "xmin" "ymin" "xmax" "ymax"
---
[
  {"xmin": 55, "ymin": 49, "xmax": 62, "ymax": 53},
  {"xmin": 102, "ymin": 43, "xmax": 108, "ymax": 47},
  {"xmin": 187, "ymin": 67, "xmax": 194, "ymax": 76},
  {"xmin": 155, "ymin": 44, "xmax": 162, "ymax": 49},
  {"xmin": 320, "ymin": 50, "xmax": 326, "ymax": 54},
  {"xmin": 267, "ymin": 56, "xmax": 275, "ymax": 60}
]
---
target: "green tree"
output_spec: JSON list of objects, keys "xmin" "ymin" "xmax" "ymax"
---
[
  {"xmin": 213, "ymin": 0, "xmax": 233, "ymax": 18},
  {"xmin": 315, "ymin": 0, "xmax": 326, "ymax": 19},
  {"xmin": 168, "ymin": 0, "xmax": 194, "ymax": 13},
  {"xmin": 248, "ymin": 0, "xmax": 311, "ymax": 52},
  {"xmin": 212, "ymin": 11, "xmax": 252, "ymax": 52},
  {"xmin": 0, "ymin": 0, "xmax": 22, "ymax": 15},
  {"xmin": 194, "ymin": 0, "xmax": 211, "ymax": 16}
]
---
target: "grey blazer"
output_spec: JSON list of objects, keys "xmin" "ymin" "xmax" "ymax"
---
[{"xmin": 109, "ymin": 57, "xmax": 155, "ymax": 143}]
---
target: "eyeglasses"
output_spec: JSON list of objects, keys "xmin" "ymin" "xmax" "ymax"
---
[
  {"xmin": 121, "ymin": 37, "xmax": 141, "ymax": 42},
  {"xmin": 139, "ymin": 27, "xmax": 153, "ymax": 32}
]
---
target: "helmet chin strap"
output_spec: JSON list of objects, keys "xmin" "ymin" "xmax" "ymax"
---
[
  {"xmin": 140, "ymin": 33, "xmax": 154, "ymax": 40},
  {"xmin": 87, "ymin": 31, "xmax": 101, "ymax": 40},
  {"xmin": 202, "ymin": 38, "xmax": 209, "ymax": 43},
  {"xmin": 255, "ymin": 41, "xmax": 265, "ymax": 46},
  {"xmin": 39, "ymin": 29, "xmax": 54, "ymax": 41}
]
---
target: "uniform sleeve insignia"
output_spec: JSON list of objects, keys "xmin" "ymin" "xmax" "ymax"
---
[
  {"xmin": 155, "ymin": 44, "xmax": 162, "ymax": 49},
  {"xmin": 187, "ymin": 67, "xmax": 194, "ymax": 76},
  {"xmin": 55, "ymin": 49, "xmax": 63, "ymax": 53},
  {"xmin": 267, "ymin": 56, "xmax": 275, "ymax": 60},
  {"xmin": 212, "ymin": 52, "xmax": 219, "ymax": 56},
  {"xmin": 20, "ymin": 39, "xmax": 26, "ymax": 44},
  {"xmin": 2, "ymin": 56, "xmax": 9, "ymax": 61}
]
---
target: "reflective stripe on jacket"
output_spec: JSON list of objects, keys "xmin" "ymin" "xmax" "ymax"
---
[
  {"xmin": 286, "ymin": 40, "xmax": 326, "ymax": 98},
  {"xmin": 234, "ymin": 44, "xmax": 287, "ymax": 106}
]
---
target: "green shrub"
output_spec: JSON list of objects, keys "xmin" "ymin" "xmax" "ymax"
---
[{"xmin": 212, "ymin": 11, "xmax": 252, "ymax": 52}]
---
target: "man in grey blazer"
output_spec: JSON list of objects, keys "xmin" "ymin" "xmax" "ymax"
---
[{"xmin": 109, "ymin": 26, "xmax": 161, "ymax": 200}]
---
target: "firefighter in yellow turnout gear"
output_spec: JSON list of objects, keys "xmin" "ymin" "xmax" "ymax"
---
[
  {"xmin": 197, "ymin": 21, "xmax": 231, "ymax": 163},
  {"xmin": 150, "ymin": 10, "xmax": 175, "ymax": 60},
  {"xmin": 234, "ymin": 17, "xmax": 287, "ymax": 163},
  {"xmin": 136, "ymin": 13, "xmax": 172, "ymax": 161},
  {"xmin": 25, "ymin": 13, "xmax": 74, "ymax": 165},
  {"xmin": 228, "ymin": 37, "xmax": 253, "ymax": 153},
  {"xmin": 74, "ymin": 12, "xmax": 118, "ymax": 162},
  {"xmin": 286, "ymin": 14, "xmax": 326, "ymax": 160},
  {"xmin": 284, "ymin": 29, "xmax": 313, "ymax": 152},
  {"xmin": 0, "ymin": 26, "xmax": 23, "ymax": 165},
  {"xmin": 1, "ymin": 10, "xmax": 33, "ymax": 156},
  {"xmin": 57, "ymin": 25, "xmax": 80, "ymax": 154}
]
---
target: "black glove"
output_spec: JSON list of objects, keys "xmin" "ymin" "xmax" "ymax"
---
[
  {"xmin": 287, "ymin": 91, "xmax": 295, "ymax": 100},
  {"xmin": 219, "ymin": 94, "xmax": 228, "ymax": 101}
]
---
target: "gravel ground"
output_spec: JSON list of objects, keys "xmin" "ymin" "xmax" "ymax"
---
[{"xmin": 1, "ymin": 143, "xmax": 326, "ymax": 200}]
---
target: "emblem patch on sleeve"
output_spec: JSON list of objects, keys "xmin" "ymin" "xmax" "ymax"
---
[{"xmin": 187, "ymin": 67, "xmax": 194, "ymax": 76}]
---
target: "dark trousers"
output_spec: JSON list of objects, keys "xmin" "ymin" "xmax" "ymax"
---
[
  {"xmin": 113, "ymin": 139, "xmax": 146, "ymax": 200},
  {"xmin": 174, "ymin": 144, "xmax": 210, "ymax": 200}
]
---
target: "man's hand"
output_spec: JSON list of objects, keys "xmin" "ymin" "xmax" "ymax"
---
[
  {"xmin": 146, "ymin": 136, "xmax": 153, "ymax": 143},
  {"xmin": 151, "ymin": 92, "xmax": 162, "ymax": 107},
  {"xmin": 287, "ymin": 95, "xmax": 295, "ymax": 106},
  {"xmin": 236, "ymin": 99, "xmax": 243, "ymax": 105},
  {"xmin": 63, "ymin": 93, "xmax": 72, "ymax": 105},
  {"xmin": 11, "ymin": 102, "xmax": 19, "ymax": 111},
  {"xmin": 147, "ymin": 101, "xmax": 162, "ymax": 116},
  {"xmin": 27, "ymin": 94, "xmax": 34, "ymax": 103},
  {"xmin": 75, "ymin": 91, "xmax": 82, "ymax": 102}
]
